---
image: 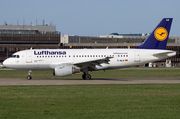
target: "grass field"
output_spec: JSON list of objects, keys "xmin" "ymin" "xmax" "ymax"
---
[
  {"xmin": 0, "ymin": 68, "xmax": 180, "ymax": 119},
  {"xmin": 0, "ymin": 84, "xmax": 180, "ymax": 119},
  {"xmin": 0, "ymin": 67, "xmax": 180, "ymax": 79}
]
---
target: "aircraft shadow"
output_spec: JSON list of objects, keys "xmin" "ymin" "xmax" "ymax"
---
[{"xmin": 32, "ymin": 78, "xmax": 129, "ymax": 81}]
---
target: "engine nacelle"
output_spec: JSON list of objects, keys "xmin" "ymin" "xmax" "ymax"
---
[{"xmin": 53, "ymin": 65, "xmax": 80, "ymax": 77}]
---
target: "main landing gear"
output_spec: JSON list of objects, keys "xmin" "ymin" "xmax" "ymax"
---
[
  {"xmin": 27, "ymin": 70, "xmax": 32, "ymax": 80},
  {"xmin": 82, "ymin": 73, "xmax": 91, "ymax": 80},
  {"xmin": 82, "ymin": 69, "xmax": 91, "ymax": 80}
]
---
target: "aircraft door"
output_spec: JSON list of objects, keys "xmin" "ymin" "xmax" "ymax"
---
[
  {"xmin": 26, "ymin": 50, "xmax": 32, "ymax": 63},
  {"xmin": 134, "ymin": 51, "xmax": 140, "ymax": 62}
]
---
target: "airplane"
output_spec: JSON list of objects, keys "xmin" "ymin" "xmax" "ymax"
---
[{"xmin": 3, "ymin": 18, "xmax": 176, "ymax": 80}]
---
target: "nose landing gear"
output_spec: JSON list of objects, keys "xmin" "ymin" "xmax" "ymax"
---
[{"xmin": 27, "ymin": 70, "xmax": 32, "ymax": 80}]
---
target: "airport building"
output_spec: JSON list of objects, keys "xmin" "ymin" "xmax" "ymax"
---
[
  {"xmin": 61, "ymin": 34, "xmax": 178, "ymax": 44},
  {"xmin": 0, "ymin": 22, "xmax": 180, "ymax": 67},
  {"xmin": 0, "ymin": 21, "xmax": 61, "ymax": 61},
  {"xmin": 61, "ymin": 34, "xmax": 180, "ymax": 67}
]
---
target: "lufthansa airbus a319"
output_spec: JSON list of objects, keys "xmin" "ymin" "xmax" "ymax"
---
[{"xmin": 3, "ymin": 18, "xmax": 176, "ymax": 80}]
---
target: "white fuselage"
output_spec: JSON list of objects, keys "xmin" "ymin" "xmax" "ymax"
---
[{"xmin": 3, "ymin": 48, "xmax": 176, "ymax": 71}]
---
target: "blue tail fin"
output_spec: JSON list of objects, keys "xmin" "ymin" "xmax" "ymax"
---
[{"xmin": 136, "ymin": 18, "xmax": 173, "ymax": 50}]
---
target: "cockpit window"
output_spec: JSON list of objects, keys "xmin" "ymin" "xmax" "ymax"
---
[
  {"xmin": 10, "ymin": 55, "xmax": 16, "ymax": 58},
  {"xmin": 10, "ymin": 55, "xmax": 20, "ymax": 58}
]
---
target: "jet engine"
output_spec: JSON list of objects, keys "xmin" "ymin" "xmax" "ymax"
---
[{"xmin": 53, "ymin": 65, "xmax": 80, "ymax": 77}]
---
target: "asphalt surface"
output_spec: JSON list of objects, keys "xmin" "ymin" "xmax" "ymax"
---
[{"xmin": 0, "ymin": 78, "xmax": 180, "ymax": 85}]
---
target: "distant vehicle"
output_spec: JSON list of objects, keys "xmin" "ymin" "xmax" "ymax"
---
[{"xmin": 3, "ymin": 18, "xmax": 176, "ymax": 80}]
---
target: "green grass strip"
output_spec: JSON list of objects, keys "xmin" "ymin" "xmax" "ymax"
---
[
  {"xmin": 0, "ymin": 68, "xmax": 180, "ymax": 79},
  {"xmin": 0, "ymin": 84, "xmax": 180, "ymax": 119}
]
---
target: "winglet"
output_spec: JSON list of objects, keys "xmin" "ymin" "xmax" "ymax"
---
[{"xmin": 136, "ymin": 18, "xmax": 173, "ymax": 50}]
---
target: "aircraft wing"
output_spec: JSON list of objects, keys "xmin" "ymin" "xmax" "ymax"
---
[{"xmin": 73, "ymin": 57, "xmax": 113, "ymax": 70}]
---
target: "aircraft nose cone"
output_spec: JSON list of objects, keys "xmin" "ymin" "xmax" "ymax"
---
[{"xmin": 3, "ymin": 59, "xmax": 10, "ymax": 67}]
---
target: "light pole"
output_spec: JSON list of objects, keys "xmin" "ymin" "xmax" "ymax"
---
[
  {"xmin": 7, "ymin": 45, "xmax": 8, "ymax": 58},
  {"xmin": 94, "ymin": 42, "xmax": 97, "ymax": 48}
]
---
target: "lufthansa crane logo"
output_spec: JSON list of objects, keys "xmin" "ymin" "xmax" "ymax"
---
[{"xmin": 154, "ymin": 27, "xmax": 168, "ymax": 41}]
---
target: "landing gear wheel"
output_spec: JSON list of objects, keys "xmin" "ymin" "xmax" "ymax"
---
[
  {"xmin": 81, "ymin": 69, "xmax": 91, "ymax": 80},
  {"xmin": 85, "ymin": 74, "xmax": 91, "ymax": 80},
  {"xmin": 27, "ymin": 70, "xmax": 32, "ymax": 80},
  {"xmin": 82, "ymin": 74, "xmax": 86, "ymax": 79},
  {"xmin": 27, "ymin": 75, "xmax": 32, "ymax": 80}
]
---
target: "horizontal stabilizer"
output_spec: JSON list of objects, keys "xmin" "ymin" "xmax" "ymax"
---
[{"xmin": 153, "ymin": 51, "xmax": 176, "ymax": 57}]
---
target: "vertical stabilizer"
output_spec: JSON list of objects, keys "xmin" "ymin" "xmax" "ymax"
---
[{"xmin": 136, "ymin": 18, "xmax": 173, "ymax": 49}]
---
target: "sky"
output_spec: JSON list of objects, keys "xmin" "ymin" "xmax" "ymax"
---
[{"xmin": 0, "ymin": 0, "xmax": 180, "ymax": 36}]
